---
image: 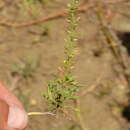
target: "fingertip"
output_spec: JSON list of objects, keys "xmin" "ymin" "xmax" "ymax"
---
[{"xmin": 7, "ymin": 106, "xmax": 28, "ymax": 129}]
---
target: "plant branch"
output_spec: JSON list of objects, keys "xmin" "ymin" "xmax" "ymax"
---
[{"xmin": 0, "ymin": 3, "xmax": 94, "ymax": 28}]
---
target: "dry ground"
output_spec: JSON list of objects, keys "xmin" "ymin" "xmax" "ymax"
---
[{"xmin": 0, "ymin": 0, "xmax": 130, "ymax": 130}]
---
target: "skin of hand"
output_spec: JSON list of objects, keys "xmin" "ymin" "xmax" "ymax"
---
[
  {"xmin": 0, "ymin": 83, "xmax": 28, "ymax": 130},
  {"xmin": 0, "ymin": 98, "xmax": 9, "ymax": 130}
]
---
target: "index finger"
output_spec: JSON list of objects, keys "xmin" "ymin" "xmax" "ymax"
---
[{"xmin": 0, "ymin": 98, "xmax": 9, "ymax": 130}]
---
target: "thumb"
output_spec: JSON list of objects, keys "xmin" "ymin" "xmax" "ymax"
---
[{"xmin": 7, "ymin": 106, "xmax": 28, "ymax": 130}]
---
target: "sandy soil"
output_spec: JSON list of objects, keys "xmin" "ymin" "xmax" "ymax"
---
[{"xmin": 0, "ymin": 0, "xmax": 130, "ymax": 130}]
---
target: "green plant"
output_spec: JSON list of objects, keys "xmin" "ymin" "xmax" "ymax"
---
[
  {"xmin": 11, "ymin": 56, "xmax": 40, "ymax": 79},
  {"xmin": 66, "ymin": 124, "xmax": 80, "ymax": 130},
  {"xmin": 19, "ymin": 0, "xmax": 56, "ymax": 20},
  {"xmin": 31, "ymin": 26, "xmax": 50, "ymax": 45},
  {"xmin": 23, "ymin": 0, "xmax": 54, "ymax": 5},
  {"xmin": 43, "ymin": 0, "xmax": 80, "ymax": 112},
  {"xmin": 19, "ymin": 0, "xmax": 46, "ymax": 18}
]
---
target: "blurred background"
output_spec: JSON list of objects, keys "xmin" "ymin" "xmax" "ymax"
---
[{"xmin": 0, "ymin": 0, "xmax": 130, "ymax": 130}]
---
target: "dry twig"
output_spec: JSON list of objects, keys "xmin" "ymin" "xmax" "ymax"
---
[
  {"xmin": 0, "ymin": 3, "xmax": 94, "ymax": 28},
  {"xmin": 0, "ymin": 1, "xmax": 130, "ymax": 28},
  {"xmin": 96, "ymin": 3, "xmax": 130, "ymax": 87}
]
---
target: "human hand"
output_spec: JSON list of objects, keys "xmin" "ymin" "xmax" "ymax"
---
[{"xmin": 0, "ymin": 83, "xmax": 28, "ymax": 130}]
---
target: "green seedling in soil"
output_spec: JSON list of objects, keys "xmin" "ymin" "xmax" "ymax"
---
[
  {"xmin": 26, "ymin": 0, "xmax": 54, "ymax": 4},
  {"xmin": 19, "ymin": 0, "xmax": 43, "ymax": 18},
  {"xmin": 19, "ymin": 0, "xmax": 56, "ymax": 19},
  {"xmin": 18, "ymin": 90, "xmax": 31, "ymax": 111},
  {"xmin": 11, "ymin": 55, "xmax": 40, "ymax": 79},
  {"xmin": 31, "ymin": 26, "xmax": 49, "ymax": 45},
  {"xmin": 66, "ymin": 124, "xmax": 80, "ymax": 130},
  {"xmin": 44, "ymin": 0, "xmax": 81, "ymax": 112},
  {"xmin": 21, "ymin": 0, "xmax": 49, "ymax": 6},
  {"xmin": 95, "ymin": 82, "xmax": 112, "ymax": 98},
  {"xmin": 109, "ymin": 100, "xmax": 123, "ymax": 117}
]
